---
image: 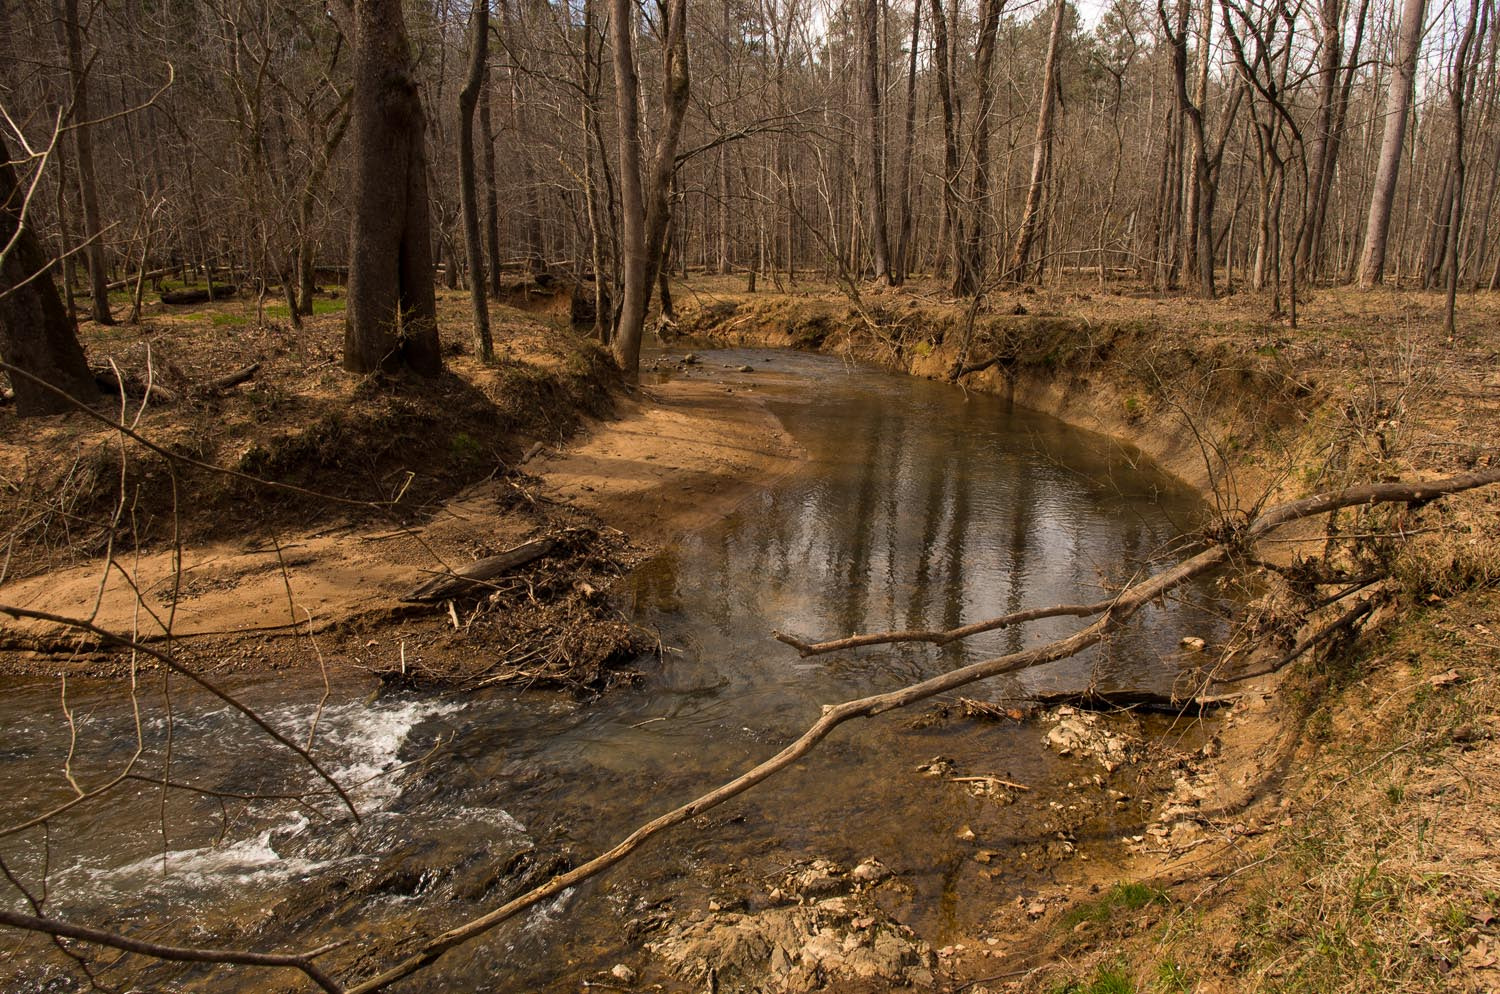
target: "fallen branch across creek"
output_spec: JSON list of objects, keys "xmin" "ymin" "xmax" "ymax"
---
[
  {"xmin": 338, "ymin": 468, "xmax": 1500, "ymax": 993},
  {"xmin": 0, "ymin": 909, "xmax": 343, "ymax": 994},
  {"xmin": 5, "ymin": 469, "xmax": 1498, "ymax": 993}
]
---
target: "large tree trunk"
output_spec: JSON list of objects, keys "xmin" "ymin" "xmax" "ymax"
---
[
  {"xmin": 0, "ymin": 131, "xmax": 100, "ymax": 416},
  {"xmin": 458, "ymin": 0, "xmax": 493, "ymax": 361},
  {"xmin": 343, "ymin": 0, "xmax": 442, "ymax": 376},
  {"xmin": 1358, "ymin": 0, "xmax": 1427, "ymax": 288},
  {"xmin": 1006, "ymin": 0, "xmax": 1066, "ymax": 283},
  {"xmin": 860, "ymin": 0, "xmax": 891, "ymax": 283},
  {"xmin": 59, "ymin": 0, "xmax": 112, "ymax": 326},
  {"xmin": 610, "ymin": 0, "xmax": 690, "ymax": 379}
]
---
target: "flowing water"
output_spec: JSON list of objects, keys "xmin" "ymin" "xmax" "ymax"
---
[{"xmin": 0, "ymin": 348, "xmax": 1223, "ymax": 992}]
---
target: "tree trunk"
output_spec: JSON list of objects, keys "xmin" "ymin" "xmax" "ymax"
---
[
  {"xmin": 458, "ymin": 0, "xmax": 493, "ymax": 361},
  {"xmin": 0, "ymin": 130, "xmax": 100, "ymax": 416},
  {"xmin": 893, "ymin": 0, "xmax": 920, "ymax": 285},
  {"xmin": 480, "ymin": 67, "xmax": 503, "ymax": 299},
  {"xmin": 927, "ymin": 0, "xmax": 969, "ymax": 294},
  {"xmin": 860, "ymin": 0, "xmax": 891, "ymax": 282},
  {"xmin": 964, "ymin": 0, "xmax": 1005, "ymax": 288},
  {"xmin": 1295, "ymin": 0, "xmax": 1346, "ymax": 279},
  {"xmin": 1358, "ymin": 0, "xmax": 1427, "ymax": 288},
  {"xmin": 343, "ymin": 0, "xmax": 442, "ymax": 376},
  {"xmin": 502, "ymin": 0, "xmax": 547, "ymax": 275},
  {"xmin": 1160, "ymin": 0, "xmax": 1218, "ymax": 298},
  {"xmin": 60, "ymin": 0, "xmax": 112, "ymax": 326},
  {"xmin": 1006, "ymin": 0, "xmax": 1066, "ymax": 283},
  {"xmin": 1443, "ymin": 0, "xmax": 1484, "ymax": 337},
  {"xmin": 610, "ymin": 0, "xmax": 689, "ymax": 379}
]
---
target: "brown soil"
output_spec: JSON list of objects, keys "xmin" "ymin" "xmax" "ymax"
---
[
  {"xmin": 0, "ymin": 287, "xmax": 801, "ymax": 686},
  {"xmin": 668, "ymin": 274, "xmax": 1500, "ymax": 994}
]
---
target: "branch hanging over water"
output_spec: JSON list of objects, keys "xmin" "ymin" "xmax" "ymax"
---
[
  {"xmin": 777, "ymin": 467, "xmax": 1500, "ymax": 657},
  {"xmin": 340, "ymin": 467, "xmax": 1500, "ymax": 993},
  {"xmin": 774, "ymin": 596, "xmax": 1119, "ymax": 656},
  {"xmin": 6, "ymin": 469, "xmax": 1498, "ymax": 992},
  {"xmin": 0, "ymin": 908, "xmax": 346, "ymax": 994}
]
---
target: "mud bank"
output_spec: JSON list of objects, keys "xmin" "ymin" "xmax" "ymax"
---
[
  {"xmin": 0, "ymin": 293, "xmax": 801, "ymax": 682},
  {"xmin": 669, "ymin": 280, "xmax": 1500, "ymax": 994},
  {"xmin": 672, "ymin": 290, "xmax": 1323, "ymax": 506}
]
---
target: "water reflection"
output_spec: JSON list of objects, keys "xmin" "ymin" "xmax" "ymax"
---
[
  {"xmin": 0, "ymin": 347, "xmax": 1224, "ymax": 992},
  {"xmin": 631, "ymin": 348, "xmax": 1217, "ymax": 712}
]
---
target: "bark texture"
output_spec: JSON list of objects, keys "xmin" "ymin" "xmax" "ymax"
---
[
  {"xmin": 1358, "ymin": 0, "xmax": 1427, "ymax": 287},
  {"xmin": 60, "ymin": 0, "xmax": 112, "ymax": 326},
  {"xmin": 609, "ymin": 0, "xmax": 689, "ymax": 379},
  {"xmin": 0, "ymin": 131, "xmax": 100, "ymax": 416},
  {"xmin": 1006, "ymin": 0, "xmax": 1066, "ymax": 283},
  {"xmin": 458, "ymin": 0, "xmax": 493, "ymax": 360},
  {"xmin": 860, "ymin": 0, "xmax": 891, "ymax": 282},
  {"xmin": 343, "ymin": 0, "xmax": 443, "ymax": 376}
]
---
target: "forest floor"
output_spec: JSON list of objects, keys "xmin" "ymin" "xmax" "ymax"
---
[
  {"xmin": 3, "ymin": 273, "xmax": 1499, "ymax": 994},
  {"xmin": 668, "ymin": 273, "xmax": 1500, "ymax": 994}
]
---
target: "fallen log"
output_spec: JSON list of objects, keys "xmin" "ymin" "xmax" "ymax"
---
[
  {"xmin": 200, "ymin": 361, "xmax": 260, "ymax": 395},
  {"xmin": 105, "ymin": 267, "xmax": 174, "ymax": 292},
  {"xmin": 161, "ymin": 284, "xmax": 237, "ymax": 305},
  {"xmin": 1019, "ymin": 688, "xmax": 1241, "ymax": 715},
  {"xmin": 91, "ymin": 366, "xmax": 180, "ymax": 405},
  {"xmin": 401, "ymin": 536, "xmax": 560, "ymax": 602}
]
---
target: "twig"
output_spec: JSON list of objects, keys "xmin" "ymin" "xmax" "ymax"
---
[
  {"xmin": 0, "ymin": 908, "xmax": 345, "ymax": 994},
  {"xmin": 0, "ymin": 605, "xmax": 359, "ymax": 822},
  {"xmin": 949, "ymin": 775, "xmax": 1031, "ymax": 791},
  {"xmin": 341, "ymin": 468, "xmax": 1500, "ymax": 994}
]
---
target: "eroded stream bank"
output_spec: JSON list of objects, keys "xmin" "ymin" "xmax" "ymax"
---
[
  {"xmin": 4, "ymin": 348, "xmax": 1232, "ymax": 993},
  {"xmin": 668, "ymin": 286, "xmax": 1500, "ymax": 994}
]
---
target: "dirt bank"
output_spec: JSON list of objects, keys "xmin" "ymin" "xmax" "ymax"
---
[
  {"xmin": 0, "ymin": 289, "xmax": 802, "ymax": 685},
  {"xmin": 669, "ymin": 276, "xmax": 1500, "ymax": 994}
]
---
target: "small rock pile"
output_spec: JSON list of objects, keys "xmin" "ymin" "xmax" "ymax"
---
[{"xmin": 650, "ymin": 857, "xmax": 936, "ymax": 993}]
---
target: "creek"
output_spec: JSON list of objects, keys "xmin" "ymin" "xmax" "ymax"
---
[{"xmin": 0, "ymin": 348, "xmax": 1223, "ymax": 992}]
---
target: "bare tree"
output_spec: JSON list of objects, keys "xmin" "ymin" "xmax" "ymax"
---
[
  {"xmin": 343, "ymin": 0, "xmax": 442, "ymax": 376},
  {"xmin": 610, "ymin": 0, "xmax": 690, "ymax": 379},
  {"xmin": 458, "ymin": 0, "xmax": 494, "ymax": 360},
  {"xmin": 893, "ymin": 0, "xmax": 921, "ymax": 284},
  {"xmin": 860, "ymin": 0, "xmax": 891, "ymax": 282},
  {"xmin": 963, "ymin": 0, "xmax": 1005, "ymax": 287},
  {"xmin": 1358, "ymin": 0, "xmax": 1427, "ymax": 287},
  {"xmin": 1442, "ymin": 0, "xmax": 1486, "ymax": 335},
  {"xmin": 58, "ymin": 0, "xmax": 112, "ymax": 325},
  {"xmin": 1006, "ymin": 0, "xmax": 1067, "ymax": 283}
]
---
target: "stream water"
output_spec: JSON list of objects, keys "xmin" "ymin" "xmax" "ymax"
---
[{"xmin": 0, "ymin": 348, "xmax": 1223, "ymax": 992}]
